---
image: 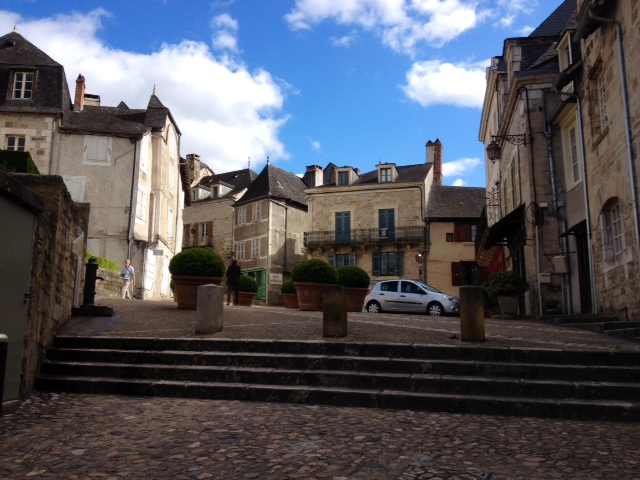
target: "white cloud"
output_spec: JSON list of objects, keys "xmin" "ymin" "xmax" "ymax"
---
[
  {"xmin": 331, "ymin": 34, "xmax": 356, "ymax": 47},
  {"xmin": 401, "ymin": 59, "xmax": 488, "ymax": 108},
  {"xmin": 1, "ymin": 10, "xmax": 289, "ymax": 173},
  {"xmin": 442, "ymin": 157, "xmax": 481, "ymax": 177},
  {"xmin": 285, "ymin": 0, "xmax": 487, "ymax": 55},
  {"xmin": 211, "ymin": 13, "xmax": 240, "ymax": 52},
  {"xmin": 309, "ymin": 138, "xmax": 322, "ymax": 151},
  {"xmin": 451, "ymin": 178, "xmax": 466, "ymax": 186}
]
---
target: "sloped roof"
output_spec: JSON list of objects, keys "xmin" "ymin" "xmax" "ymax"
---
[
  {"xmin": 425, "ymin": 185, "xmax": 486, "ymax": 220},
  {"xmin": 353, "ymin": 163, "xmax": 432, "ymax": 186},
  {"xmin": 236, "ymin": 164, "xmax": 308, "ymax": 208},
  {"xmin": 529, "ymin": 0, "xmax": 576, "ymax": 37},
  {"xmin": 61, "ymin": 105, "xmax": 150, "ymax": 136},
  {"xmin": 0, "ymin": 31, "xmax": 71, "ymax": 114},
  {"xmin": 197, "ymin": 168, "xmax": 257, "ymax": 199}
]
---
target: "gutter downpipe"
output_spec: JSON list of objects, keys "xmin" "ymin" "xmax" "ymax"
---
[
  {"xmin": 588, "ymin": 9, "xmax": 640, "ymax": 261},
  {"xmin": 127, "ymin": 138, "xmax": 139, "ymax": 261}
]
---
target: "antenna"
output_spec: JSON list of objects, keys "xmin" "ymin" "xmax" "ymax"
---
[
  {"xmin": 248, "ymin": 157, "xmax": 251, "ymax": 169},
  {"xmin": 267, "ymin": 155, "xmax": 270, "ymax": 165}
]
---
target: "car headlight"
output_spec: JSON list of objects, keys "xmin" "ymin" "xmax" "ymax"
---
[{"xmin": 445, "ymin": 296, "xmax": 458, "ymax": 302}]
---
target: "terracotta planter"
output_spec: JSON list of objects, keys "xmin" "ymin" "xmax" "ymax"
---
[
  {"xmin": 171, "ymin": 275, "xmax": 223, "ymax": 309},
  {"xmin": 282, "ymin": 293, "xmax": 299, "ymax": 309},
  {"xmin": 294, "ymin": 282, "xmax": 336, "ymax": 311},
  {"xmin": 237, "ymin": 291, "xmax": 256, "ymax": 306},
  {"xmin": 345, "ymin": 287, "xmax": 368, "ymax": 312},
  {"xmin": 497, "ymin": 295, "xmax": 519, "ymax": 315}
]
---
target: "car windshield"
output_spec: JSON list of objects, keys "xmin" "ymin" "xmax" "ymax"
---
[{"xmin": 414, "ymin": 281, "xmax": 442, "ymax": 294}]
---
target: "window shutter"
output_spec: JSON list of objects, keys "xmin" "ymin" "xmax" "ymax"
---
[
  {"xmin": 451, "ymin": 262, "xmax": 464, "ymax": 286},
  {"xmin": 453, "ymin": 223, "xmax": 464, "ymax": 242},
  {"xmin": 394, "ymin": 252, "xmax": 403, "ymax": 276},
  {"xmin": 328, "ymin": 254, "xmax": 335, "ymax": 267},
  {"xmin": 349, "ymin": 253, "xmax": 356, "ymax": 266},
  {"xmin": 372, "ymin": 252, "xmax": 380, "ymax": 276}
]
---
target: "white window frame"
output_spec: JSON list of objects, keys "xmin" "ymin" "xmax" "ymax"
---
[
  {"xmin": 135, "ymin": 187, "xmax": 147, "ymax": 224},
  {"xmin": 253, "ymin": 202, "xmax": 261, "ymax": 222},
  {"xmin": 139, "ymin": 135, "xmax": 150, "ymax": 173},
  {"xmin": 169, "ymin": 161, "xmax": 175, "ymax": 195},
  {"xmin": 5, "ymin": 136, "xmax": 26, "ymax": 151},
  {"xmin": 12, "ymin": 71, "xmax": 34, "ymax": 99},
  {"xmin": 167, "ymin": 208, "xmax": 174, "ymax": 239},
  {"xmin": 251, "ymin": 238, "xmax": 260, "ymax": 258},
  {"xmin": 559, "ymin": 111, "xmax": 582, "ymax": 191},
  {"xmin": 238, "ymin": 205, "xmax": 247, "ymax": 225},
  {"xmin": 380, "ymin": 168, "xmax": 391, "ymax": 183},
  {"xmin": 603, "ymin": 202, "xmax": 624, "ymax": 259},
  {"xmin": 236, "ymin": 242, "xmax": 245, "ymax": 260},
  {"xmin": 83, "ymin": 136, "xmax": 113, "ymax": 165},
  {"xmin": 200, "ymin": 223, "xmax": 208, "ymax": 245}
]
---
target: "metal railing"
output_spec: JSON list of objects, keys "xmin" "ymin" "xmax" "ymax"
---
[{"xmin": 304, "ymin": 226, "xmax": 425, "ymax": 247}]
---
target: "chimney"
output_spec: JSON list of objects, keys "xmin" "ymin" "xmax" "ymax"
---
[
  {"xmin": 354, "ymin": 168, "xmax": 360, "ymax": 176},
  {"xmin": 74, "ymin": 74, "xmax": 85, "ymax": 111},
  {"xmin": 303, "ymin": 165, "xmax": 323, "ymax": 187},
  {"xmin": 433, "ymin": 139, "xmax": 443, "ymax": 185}
]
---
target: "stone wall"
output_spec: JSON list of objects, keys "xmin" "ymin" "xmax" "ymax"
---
[
  {"xmin": 95, "ymin": 268, "xmax": 124, "ymax": 299},
  {"xmin": 9, "ymin": 173, "xmax": 90, "ymax": 397},
  {"xmin": 1, "ymin": 113, "xmax": 56, "ymax": 174}
]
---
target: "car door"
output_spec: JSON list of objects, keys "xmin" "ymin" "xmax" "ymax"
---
[
  {"xmin": 377, "ymin": 280, "xmax": 400, "ymax": 311},
  {"xmin": 398, "ymin": 281, "xmax": 426, "ymax": 312}
]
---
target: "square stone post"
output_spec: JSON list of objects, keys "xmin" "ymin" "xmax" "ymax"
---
[
  {"xmin": 459, "ymin": 285, "xmax": 485, "ymax": 342},
  {"xmin": 323, "ymin": 285, "xmax": 347, "ymax": 337},
  {"xmin": 196, "ymin": 284, "xmax": 223, "ymax": 334}
]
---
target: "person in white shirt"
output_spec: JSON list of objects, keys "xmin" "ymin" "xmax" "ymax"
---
[{"xmin": 120, "ymin": 259, "xmax": 136, "ymax": 299}]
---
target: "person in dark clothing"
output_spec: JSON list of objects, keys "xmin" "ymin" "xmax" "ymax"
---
[{"xmin": 225, "ymin": 259, "xmax": 241, "ymax": 305}]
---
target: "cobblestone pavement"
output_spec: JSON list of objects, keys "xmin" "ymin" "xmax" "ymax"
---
[{"xmin": 1, "ymin": 392, "xmax": 640, "ymax": 480}]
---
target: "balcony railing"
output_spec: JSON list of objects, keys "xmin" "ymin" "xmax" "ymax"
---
[{"xmin": 304, "ymin": 226, "xmax": 425, "ymax": 247}]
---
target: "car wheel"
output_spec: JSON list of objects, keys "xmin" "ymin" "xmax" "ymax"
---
[
  {"xmin": 427, "ymin": 302, "xmax": 443, "ymax": 316},
  {"xmin": 366, "ymin": 301, "xmax": 381, "ymax": 313}
]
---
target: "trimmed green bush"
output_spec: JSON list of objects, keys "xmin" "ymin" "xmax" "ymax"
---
[
  {"xmin": 169, "ymin": 248, "xmax": 225, "ymax": 277},
  {"xmin": 337, "ymin": 265, "xmax": 370, "ymax": 288},
  {"xmin": 86, "ymin": 251, "xmax": 119, "ymax": 272},
  {"xmin": 238, "ymin": 275, "xmax": 258, "ymax": 293},
  {"xmin": 0, "ymin": 150, "xmax": 39, "ymax": 174},
  {"xmin": 281, "ymin": 279, "xmax": 296, "ymax": 294},
  {"xmin": 482, "ymin": 271, "xmax": 529, "ymax": 299},
  {"xmin": 291, "ymin": 259, "xmax": 338, "ymax": 284}
]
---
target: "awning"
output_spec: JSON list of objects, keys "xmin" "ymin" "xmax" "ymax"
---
[{"xmin": 483, "ymin": 204, "xmax": 525, "ymax": 250}]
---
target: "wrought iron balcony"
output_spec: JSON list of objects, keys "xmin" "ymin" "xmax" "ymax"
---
[{"xmin": 304, "ymin": 226, "xmax": 425, "ymax": 248}]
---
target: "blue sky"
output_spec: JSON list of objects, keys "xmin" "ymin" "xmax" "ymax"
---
[{"xmin": 1, "ymin": 1, "xmax": 564, "ymax": 187}]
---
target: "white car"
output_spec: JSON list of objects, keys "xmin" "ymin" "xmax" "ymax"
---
[{"xmin": 363, "ymin": 279, "xmax": 460, "ymax": 316}]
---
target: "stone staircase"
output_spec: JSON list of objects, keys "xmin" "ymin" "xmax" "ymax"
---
[
  {"xmin": 35, "ymin": 336, "xmax": 640, "ymax": 422},
  {"xmin": 545, "ymin": 315, "xmax": 640, "ymax": 343}
]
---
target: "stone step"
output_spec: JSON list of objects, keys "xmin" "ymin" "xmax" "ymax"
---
[
  {"xmin": 35, "ymin": 374, "xmax": 640, "ymax": 422},
  {"xmin": 551, "ymin": 315, "xmax": 619, "ymax": 325},
  {"xmin": 38, "ymin": 360, "xmax": 640, "ymax": 401}
]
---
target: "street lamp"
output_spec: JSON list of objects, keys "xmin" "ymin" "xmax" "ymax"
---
[{"xmin": 486, "ymin": 134, "xmax": 528, "ymax": 162}]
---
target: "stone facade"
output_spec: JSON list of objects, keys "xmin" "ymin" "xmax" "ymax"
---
[
  {"xmin": 0, "ymin": 112, "xmax": 55, "ymax": 174},
  {"xmin": 7, "ymin": 173, "xmax": 89, "ymax": 398}
]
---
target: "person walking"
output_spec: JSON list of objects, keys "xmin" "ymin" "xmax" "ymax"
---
[
  {"xmin": 225, "ymin": 259, "xmax": 241, "ymax": 305},
  {"xmin": 120, "ymin": 259, "xmax": 136, "ymax": 299}
]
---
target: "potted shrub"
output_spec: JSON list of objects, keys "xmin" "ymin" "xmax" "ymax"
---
[
  {"xmin": 236, "ymin": 275, "xmax": 258, "ymax": 306},
  {"xmin": 281, "ymin": 280, "xmax": 299, "ymax": 309},
  {"xmin": 169, "ymin": 248, "xmax": 226, "ymax": 309},
  {"xmin": 291, "ymin": 259, "xmax": 338, "ymax": 311},
  {"xmin": 482, "ymin": 271, "xmax": 529, "ymax": 315},
  {"xmin": 337, "ymin": 265, "xmax": 370, "ymax": 312},
  {"xmin": 544, "ymin": 298, "xmax": 561, "ymax": 315}
]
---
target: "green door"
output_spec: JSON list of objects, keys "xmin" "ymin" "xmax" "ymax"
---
[{"xmin": 245, "ymin": 269, "xmax": 267, "ymax": 301}]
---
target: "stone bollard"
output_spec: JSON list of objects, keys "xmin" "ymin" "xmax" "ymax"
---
[
  {"xmin": 0, "ymin": 334, "xmax": 7, "ymax": 415},
  {"xmin": 459, "ymin": 285, "xmax": 485, "ymax": 342},
  {"xmin": 196, "ymin": 285, "xmax": 223, "ymax": 334},
  {"xmin": 323, "ymin": 285, "xmax": 347, "ymax": 337}
]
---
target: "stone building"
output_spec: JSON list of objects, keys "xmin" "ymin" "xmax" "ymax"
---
[
  {"xmin": 478, "ymin": 1, "xmax": 578, "ymax": 316},
  {"xmin": 1, "ymin": 31, "xmax": 189, "ymax": 299},
  {"xmin": 305, "ymin": 141, "xmax": 442, "ymax": 288}
]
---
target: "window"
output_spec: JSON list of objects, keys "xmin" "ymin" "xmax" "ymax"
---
[
  {"xmin": 380, "ymin": 168, "xmax": 391, "ymax": 183},
  {"xmin": 446, "ymin": 233, "xmax": 453, "ymax": 242},
  {"xmin": 139, "ymin": 135, "xmax": 149, "ymax": 172},
  {"xmin": 597, "ymin": 74, "xmax": 608, "ymax": 132},
  {"xmin": 559, "ymin": 109, "xmax": 582, "ymax": 190},
  {"xmin": 135, "ymin": 188, "xmax": 147, "ymax": 222},
  {"xmin": 251, "ymin": 238, "xmax": 260, "ymax": 258},
  {"xmin": 510, "ymin": 158, "xmax": 520, "ymax": 208},
  {"xmin": 253, "ymin": 202, "xmax": 262, "ymax": 221},
  {"xmin": 191, "ymin": 190, "xmax": 199, "ymax": 201},
  {"xmin": 372, "ymin": 251, "xmax": 403, "ymax": 276},
  {"xmin": 453, "ymin": 223, "xmax": 477, "ymax": 242},
  {"xmin": 602, "ymin": 200, "xmax": 623, "ymax": 258},
  {"xmin": 328, "ymin": 253, "xmax": 355, "ymax": 268},
  {"xmin": 83, "ymin": 136, "xmax": 112, "ymax": 165},
  {"xmin": 169, "ymin": 162, "xmax": 175, "ymax": 195},
  {"xmin": 236, "ymin": 242, "xmax": 245, "ymax": 260},
  {"xmin": 12, "ymin": 71, "xmax": 34, "ymax": 99},
  {"xmin": 335, "ymin": 212, "xmax": 351, "ymax": 243},
  {"xmin": 5, "ymin": 136, "xmax": 25, "ymax": 151},
  {"xmin": 238, "ymin": 205, "xmax": 246, "ymax": 225},
  {"xmin": 168, "ymin": 208, "xmax": 174, "ymax": 238},
  {"xmin": 378, "ymin": 209, "xmax": 395, "ymax": 241},
  {"xmin": 199, "ymin": 223, "xmax": 208, "ymax": 245},
  {"xmin": 338, "ymin": 171, "xmax": 349, "ymax": 186}
]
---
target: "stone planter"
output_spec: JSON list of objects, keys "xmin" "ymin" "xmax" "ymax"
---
[
  {"xmin": 497, "ymin": 295, "xmax": 519, "ymax": 315},
  {"xmin": 282, "ymin": 293, "xmax": 299, "ymax": 309},
  {"xmin": 345, "ymin": 287, "xmax": 368, "ymax": 312},
  {"xmin": 294, "ymin": 282, "xmax": 336, "ymax": 311},
  {"xmin": 172, "ymin": 275, "xmax": 223, "ymax": 309},
  {"xmin": 237, "ymin": 291, "xmax": 256, "ymax": 307}
]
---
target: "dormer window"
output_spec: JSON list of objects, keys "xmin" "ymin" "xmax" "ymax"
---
[
  {"xmin": 12, "ymin": 71, "xmax": 34, "ymax": 99},
  {"xmin": 377, "ymin": 163, "xmax": 398, "ymax": 183},
  {"xmin": 338, "ymin": 171, "xmax": 349, "ymax": 186}
]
